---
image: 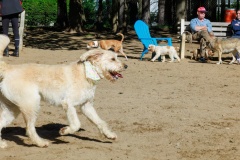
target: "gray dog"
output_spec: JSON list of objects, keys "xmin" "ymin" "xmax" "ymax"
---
[{"xmin": 205, "ymin": 38, "xmax": 240, "ymax": 64}]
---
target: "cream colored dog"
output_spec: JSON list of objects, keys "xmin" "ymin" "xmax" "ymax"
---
[
  {"xmin": 87, "ymin": 33, "xmax": 128, "ymax": 60},
  {"xmin": 0, "ymin": 49, "xmax": 128, "ymax": 148},
  {"xmin": 147, "ymin": 44, "xmax": 180, "ymax": 62}
]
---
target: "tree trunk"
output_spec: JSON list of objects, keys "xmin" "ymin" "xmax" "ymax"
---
[
  {"xmin": 118, "ymin": 0, "xmax": 124, "ymax": 32},
  {"xmin": 142, "ymin": 0, "xmax": 150, "ymax": 24},
  {"xmin": 174, "ymin": 0, "xmax": 185, "ymax": 32},
  {"xmin": 138, "ymin": 0, "xmax": 142, "ymax": 19},
  {"xmin": 176, "ymin": 0, "xmax": 186, "ymax": 23},
  {"xmin": 97, "ymin": 0, "xmax": 103, "ymax": 31},
  {"xmin": 67, "ymin": 0, "xmax": 85, "ymax": 33},
  {"xmin": 157, "ymin": 0, "xmax": 165, "ymax": 25},
  {"xmin": 112, "ymin": 0, "xmax": 118, "ymax": 33},
  {"xmin": 106, "ymin": 0, "xmax": 111, "ymax": 20},
  {"xmin": 56, "ymin": 0, "xmax": 68, "ymax": 30},
  {"xmin": 128, "ymin": 1, "xmax": 138, "ymax": 25}
]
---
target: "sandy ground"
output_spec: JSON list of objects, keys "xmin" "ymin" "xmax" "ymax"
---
[{"xmin": 1, "ymin": 29, "xmax": 240, "ymax": 160}]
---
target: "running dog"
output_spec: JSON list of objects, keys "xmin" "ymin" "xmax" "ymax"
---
[
  {"xmin": 205, "ymin": 37, "xmax": 240, "ymax": 64},
  {"xmin": 0, "ymin": 49, "xmax": 128, "ymax": 148},
  {"xmin": 87, "ymin": 33, "xmax": 128, "ymax": 60},
  {"xmin": 147, "ymin": 44, "xmax": 180, "ymax": 62}
]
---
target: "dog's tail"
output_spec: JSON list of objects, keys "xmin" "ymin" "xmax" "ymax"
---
[{"xmin": 116, "ymin": 33, "xmax": 124, "ymax": 42}]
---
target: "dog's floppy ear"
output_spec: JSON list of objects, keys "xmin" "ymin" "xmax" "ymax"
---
[{"xmin": 78, "ymin": 49, "xmax": 103, "ymax": 64}]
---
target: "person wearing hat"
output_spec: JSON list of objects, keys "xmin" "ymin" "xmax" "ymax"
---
[{"xmin": 190, "ymin": 7, "xmax": 214, "ymax": 62}]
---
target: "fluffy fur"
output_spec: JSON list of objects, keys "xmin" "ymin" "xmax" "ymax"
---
[
  {"xmin": 205, "ymin": 38, "xmax": 240, "ymax": 64},
  {"xmin": 0, "ymin": 34, "xmax": 10, "ymax": 57},
  {"xmin": 0, "ymin": 49, "xmax": 127, "ymax": 148},
  {"xmin": 147, "ymin": 44, "xmax": 180, "ymax": 62},
  {"xmin": 86, "ymin": 33, "xmax": 128, "ymax": 60}
]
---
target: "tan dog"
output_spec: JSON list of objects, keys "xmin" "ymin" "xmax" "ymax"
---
[
  {"xmin": 147, "ymin": 44, "xmax": 180, "ymax": 62},
  {"xmin": 205, "ymin": 38, "xmax": 240, "ymax": 64},
  {"xmin": 87, "ymin": 33, "xmax": 128, "ymax": 60},
  {"xmin": 0, "ymin": 49, "xmax": 127, "ymax": 148}
]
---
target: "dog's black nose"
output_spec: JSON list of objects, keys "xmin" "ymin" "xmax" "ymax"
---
[{"xmin": 124, "ymin": 64, "xmax": 128, "ymax": 69}]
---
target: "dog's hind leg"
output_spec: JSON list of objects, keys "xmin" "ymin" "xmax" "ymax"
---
[
  {"xmin": 19, "ymin": 95, "xmax": 50, "ymax": 147},
  {"xmin": 81, "ymin": 101, "xmax": 117, "ymax": 140},
  {"xmin": 119, "ymin": 47, "xmax": 128, "ymax": 60},
  {"xmin": 229, "ymin": 53, "xmax": 237, "ymax": 64},
  {"xmin": 0, "ymin": 103, "xmax": 18, "ymax": 148},
  {"xmin": 59, "ymin": 101, "xmax": 81, "ymax": 135}
]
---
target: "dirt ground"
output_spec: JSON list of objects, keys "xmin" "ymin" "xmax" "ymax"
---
[{"xmin": 1, "ymin": 29, "xmax": 240, "ymax": 160}]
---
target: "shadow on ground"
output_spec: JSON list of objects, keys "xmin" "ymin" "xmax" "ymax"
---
[{"xmin": 22, "ymin": 28, "xmax": 179, "ymax": 56}]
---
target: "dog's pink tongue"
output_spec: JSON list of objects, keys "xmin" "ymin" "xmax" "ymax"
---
[
  {"xmin": 116, "ymin": 73, "xmax": 123, "ymax": 78},
  {"xmin": 112, "ymin": 72, "xmax": 123, "ymax": 78}
]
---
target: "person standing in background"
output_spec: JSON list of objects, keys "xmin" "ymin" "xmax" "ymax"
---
[{"xmin": 1, "ymin": 0, "xmax": 23, "ymax": 57}]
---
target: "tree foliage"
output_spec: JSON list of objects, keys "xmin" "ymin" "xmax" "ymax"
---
[{"xmin": 23, "ymin": 0, "xmax": 57, "ymax": 26}]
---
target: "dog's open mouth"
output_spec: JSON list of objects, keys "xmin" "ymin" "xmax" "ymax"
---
[{"xmin": 110, "ymin": 71, "xmax": 123, "ymax": 79}]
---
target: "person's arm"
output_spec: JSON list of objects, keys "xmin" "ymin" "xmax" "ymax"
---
[
  {"xmin": 190, "ymin": 19, "xmax": 197, "ymax": 32},
  {"xmin": 190, "ymin": 18, "xmax": 208, "ymax": 32},
  {"xmin": 206, "ymin": 20, "xmax": 212, "ymax": 33}
]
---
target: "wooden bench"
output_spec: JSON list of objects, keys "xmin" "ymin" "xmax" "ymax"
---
[
  {"xmin": 0, "ymin": 10, "xmax": 26, "ymax": 51},
  {"xmin": 178, "ymin": 19, "xmax": 232, "ymax": 59}
]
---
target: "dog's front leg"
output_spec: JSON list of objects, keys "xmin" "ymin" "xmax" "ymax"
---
[
  {"xmin": 168, "ymin": 53, "xmax": 174, "ymax": 62},
  {"xmin": 151, "ymin": 52, "xmax": 161, "ymax": 62},
  {"xmin": 216, "ymin": 50, "xmax": 223, "ymax": 65},
  {"xmin": 81, "ymin": 102, "xmax": 117, "ymax": 140},
  {"xmin": 59, "ymin": 102, "xmax": 81, "ymax": 135}
]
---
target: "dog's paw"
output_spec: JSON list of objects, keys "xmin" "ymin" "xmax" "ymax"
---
[
  {"xmin": 150, "ymin": 59, "xmax": 154, "ymax": 62},
  {"xmin": 104, "ymin": 131, "xmax": 117, "ymax": 140},
  {"xmin": 59, "ymin": 126, "xmax": 70, "ymax": 135},
  {"xmin": 59, "ymin": 126, "xmax": 77, "ymax": 135},
  {"xmin": 0, "ymin": 140, "xmax": 8, "ymax": 149},
  {"xmin": 36, "ymin": 139, "xmax": 50, "ymax": 148},
  {"xmin": 216, "ymin": 61, "xmax": 222, "ymax": 65}
]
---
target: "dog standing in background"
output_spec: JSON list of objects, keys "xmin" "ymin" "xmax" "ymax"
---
[
  {"xmin": 147, "ymin": 44, "xmax": 180, "ymax": 62},
  {"xmin": 87, "ymin": 33, "xmax": 128, "ymax": 60},
  {"xmin": 205, "ymin": 38, "xmax": 240, "ymax": 64}
]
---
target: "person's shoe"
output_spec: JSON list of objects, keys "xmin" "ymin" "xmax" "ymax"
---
[
  {"xmin": 10, "ymin": 48, "xmax": 19, "ymax": 57},
  {"xmin": 199, "ymin": 57, "xmax": 206, "ymax": 63},
  {"xmin": 3, "ymin": 47, "xmax": 9, "ymax": 57}
]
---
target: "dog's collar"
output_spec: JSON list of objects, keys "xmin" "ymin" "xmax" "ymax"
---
[
  {"xmin": 93, "ymin": 41, "xmax": 99, "ymax": 47},
  {"xmin": 84, "ymin": 61, "xmax": 101, "ymax": 81}
]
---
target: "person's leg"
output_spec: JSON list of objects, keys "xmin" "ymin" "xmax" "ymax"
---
[
  {"xmin": 10, "ymin": 14, "xmax": 20, "ymax": 57},
  {"xmin": 2, "ymin": 16, "xmax": 10, "ymax": 56}
]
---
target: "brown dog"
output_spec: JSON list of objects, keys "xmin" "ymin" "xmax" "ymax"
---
[
  {"xmin": 87, "ymin": 33, "xmax": 128, "ymax": 60},
  {"xmin": 191, "ymin": 48, "xmax": 214, "ymax": 61}
]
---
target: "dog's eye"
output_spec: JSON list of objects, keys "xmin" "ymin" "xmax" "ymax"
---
[{"xmin": 111, "ymin": 58, "xmax": 115, "ymax": 61}]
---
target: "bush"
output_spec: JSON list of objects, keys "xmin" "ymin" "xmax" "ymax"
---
[{"xmin": 23, "ymin": 0, "xmax": 57, "ymax": 27}]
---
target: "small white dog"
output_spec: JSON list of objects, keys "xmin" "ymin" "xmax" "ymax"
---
[
  {"xmin": 147, "ymin": 44, "xmax": 180, "ymax": 62},
  {"xmin": 0, "ymin": 49, "xmax": 127, "ymax": 148}
]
